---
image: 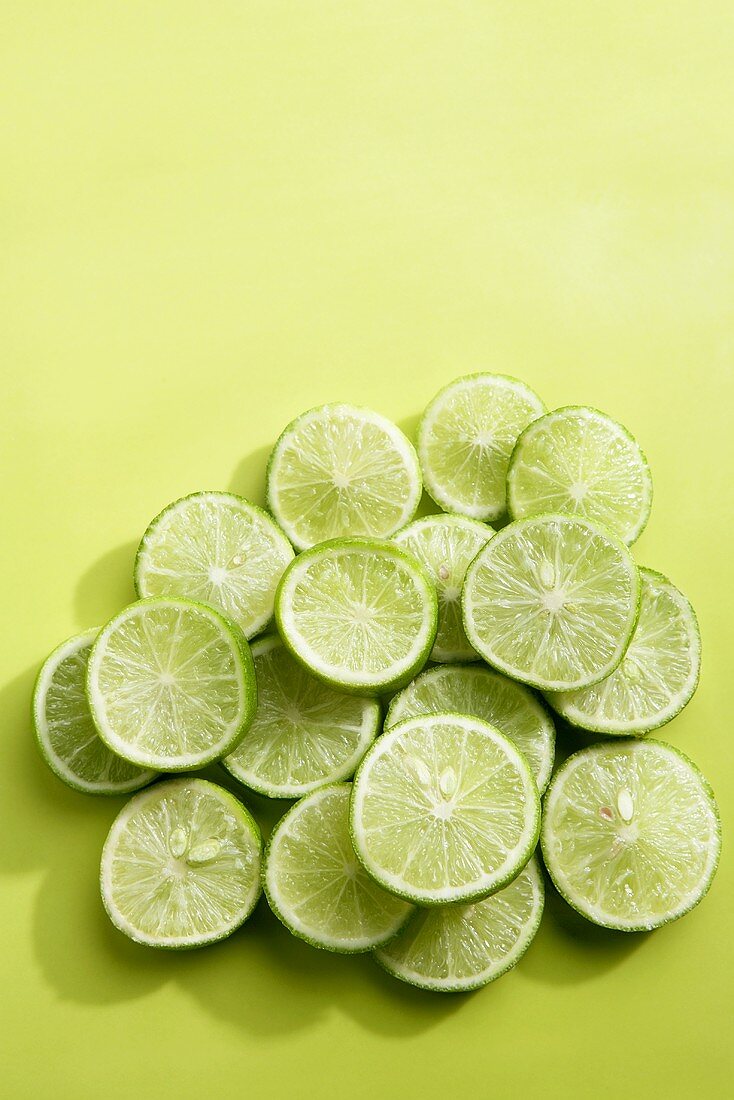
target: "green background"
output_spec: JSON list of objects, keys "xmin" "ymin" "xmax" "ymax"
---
[{"xmin": 2, "ymin": 3, "xmax": 732, "ymax": 1097}]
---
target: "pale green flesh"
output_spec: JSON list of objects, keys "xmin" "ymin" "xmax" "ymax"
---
[
  {"xmin": 387, "ymin": 665, "xmax": 555, "ymax": 794},
  {"xmin": 463, "ymin": 515, "xmax": 639, "ymax": 691},
  {"xmin": 135, "ymin": 493, "xmax": 294, "ymax": 639},
  {"xmin": 276, "ymin": 541, "xmax": 437, "ymax": 692},
  {"xmin": 265, "ymin": 785, "xmax": 412, "ymax": 951},
  {"xmin": 101, "ymin": 779, "xmax": 262, "ymax": 946},
  {"xmin": 418, "ymin": 374, "xmax": 545, "ymax": 521},
  {"xmin": 542, "ymin": 742, "xmax": 720, "ymax": 930},
  {"xmin": 88, "ymin": 600, "xmax": 252, "ymax": 769},
  {"xmin": 507, "ymin": 406, "xmax": 652, "ymax": 544},
  {"xmin": 393, "ymin": 515, "xmax": 494, "ymax": 662},
  {"xmin": 34, "ymin": 632, "xmax": 155, "ymax": 793},
  {"xmin": 224, "ymin": 637, "xmax": 379, "ymax": 797},
  {"xmin": 267, "ymin": 405, "xmax": 421, "ymax": 550},
  {"xmin": 548, "ymin": 570, "xmax": 700, "ymax": 734},
  {"xmin": 352, "ymin": 714, "xmax": 540, "ymax": 904},
  {"xmin": 376, "ymin": 858, "xmax": 543, "ymax": 991}
]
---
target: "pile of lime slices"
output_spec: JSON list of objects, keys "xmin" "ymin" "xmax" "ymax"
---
[{"xmin": 34, "ymin": 378, "xmax": 720, "ymax": 990}]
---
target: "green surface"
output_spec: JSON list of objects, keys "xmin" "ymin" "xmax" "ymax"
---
[{"xmin": 1, "ymin": 2, "xmax": 732, "ymax": 1097}]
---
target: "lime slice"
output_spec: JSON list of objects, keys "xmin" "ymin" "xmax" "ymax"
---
[
  {"xmin": 135, "ymin": 492, "xmax": 294, "ymax": 639},
  {"xmin": 275, "ymin": 538, "xmax": 438, "ymax": 695},
  {"xmin": 33, "ymin": 630, "xmax": 157, "ymax": 795},
  {"xmin": 547, "ymin": 568, "xmax": 701, "ymax": 735},
  {"xmin": 375, "ymin": 857, "xmax": 544, "ymax": 992},
  {"xmin": 264, "ymin": 784, "xmax": 412, "ymax": 952},
  {"xmin": 463, "ymin": 514, "xmax": 640, "ymax": 691},
  {"xmin": 87, "ymin": 597, "xmax": 257, "ymax": 771},
  {"xmin": 507, "ymin": 406, "xmax": 653, "ymax": 545},
  {"xmin": 223, "ymin": 636, "xmax": 380, "ymax": 798},
  {"xmin": 386, "ymin": 664, "xmax": 555, "ymax": 794},
  {"xmin": 393, "ymin": 515, "xmax": 495, "ymax": 662},
  {"xmin": 266, "ymin": 404, "xmax": 422, "ymax": 551},
  {"xmin": 541, "ymin": 741, "xmax": 721, "ymax": 931},
  {"xmin": 417, "ymin": 374, "xmax": 545, "ymax": 521},
  {"xmin": 351, "ymin": 713, "xmax": 540, "ymax": 905},
  {"xmin": 101, "ymin": 778, "xmax": 262, "ymax": 948}
]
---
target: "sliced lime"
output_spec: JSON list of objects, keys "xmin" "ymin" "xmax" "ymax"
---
[
  {"xmin": 393, "ymin": 514, "xmax": 495, "ymax": 662},
  {"xmin": 223, "ymin": 636, "xmax": 380, "ymax": 798},
  {"xmin": 135, "ymin": 491, "xmax": 294, "ymax": 639},
  {"xmin": 266, "ymin": 404, "xmax": 422, "ymax": 550},
  {"xmin": 417, "ymin": 373, "xmax": 545, "ymax": 521},
  {"xmin": 463, "ymin": 514, "xmax": 640, "ymax": 691},
  {"xmin": 386, "ymin": 664, "xmax": 555, "ymax": 793},
  {"xmin": 547, "ymin": 568, "xmax": 701, "ymax": 735},
  {"xmin": 507, "ymin": 405, "xmax": 653, "ymax": 545},
  {"xmin": 541, "ymin": 741, "xmax": 721, "ymax": 930},
  {"xmin": 351, "ymin": 713, "xmax": 540, "ymax": 905},
  {"xmin": 33, "ymin": 630, "xmax": 157, "ymax": 795},
  {"xmin": 265, "ymin": 784, "xmax": 412, "ymax": 952},
  {"xmin": 87, "ymin": 597, "xmax": 257, "ymax": 771},
  {"xmin": 375, "ymin": 857, "xmax": 544, "ymax": 992},
  {"xmin": 275, "ymin": 538, "xmax": 437, "ymax": 695},
  {"xmin": 101, "ymin": 779, "xmax": 262, "ymax": 948}
]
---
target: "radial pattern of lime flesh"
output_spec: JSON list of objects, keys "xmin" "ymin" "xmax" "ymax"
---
[
  {"xmin": 92, "ymin": 602, "xmax": 249, "ymax": 765},
  {"xmin": 268, "ymin": 406, "xmax": 421, "ymax": 549},
  {"xmin": 393, "ymin": 516, "xmax": 494, "ymax": 662},
  {"xmin": 419, "ymin": 375, "xmax": 545, "ymax": 520},
  {"xmin": 386, "ymin": 665, "xmax": 555, "ymax": 793},
  {"xmin": 224, "ymin": 638, "xmax": 379, "ymax": 796},
  {"xmin": 266, "ymin": 785, "xmax": 412, "ymax": 950},
  {"xmin": 542, "ymin": 743, "xmax": 720, "ymax": 930},
  {"xmin": 507, "ymin": 407, "xmax": 652, "ymax": 544},
  {"xmin": 136, "ymin": 493, "xmax": 294, "ymax": 638},
  {"xmin": 103, "ymin": 781, "xmax": 261, "ymax": 944},
  {"xmin": 547, "ymin": 569, "xmax": 700, "ymax": 734},
  {"xmin": 353, "ymin": 715, "xmax": 540, "ymax": 903},
  {"xmin": 37, "ymin": 633, "xmax": 153, "ymax": 790},
  {"xmin": 463, "ymin": 515, "xmax": 639, "ymax": 691},
  {"xmin": 278, "ymin": 543, "xmax": 436, "ymax": 688},
  {"xmin": 376, "ymin": 858, "xmax": 543, "ymax": 991}
]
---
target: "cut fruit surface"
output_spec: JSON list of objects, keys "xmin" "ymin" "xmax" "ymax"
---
[
  {"xmin": 275, "ymin": 538, "xmax": 437, "ymax": 695},
  {"xmin": 386, "ymin": 664, "xmax": 555, "ymax": 793},
  {"xmin": 541, "ymin": 741, "xmax": 720, "ymax": 931},
  {"xmin": 87, "ymin": 597, "xmax": 257, "ymax": 771},
  {"xmin": 135, "ymin": 491, "xmax": 294, "ymax": 639},
  {"xmin": 265, "ymin": 784, "xmax": 412, "ymax": 952},
  {"xmin": 547, "ymin": 568, "xmax": 701, "ymax": 735},
  {"xmin": 375, "ymin": 857, "xmax": 544, "ymax": 992},
  {"xmin": 462, "ymin": 514, "xmax": 640, "ymax": 691},
  {"xmin": 223, "ymin": 636, "xmax": 380, "ymax": 798},
  {"xmin": 33, "ymin": 630, "xmax": 157, "ymax": 795},
  {"xmin": 507, "ymin": 405, "xmax": 652, "ymax": 544},
  {"xmin": 393, "ymin": 514, "xmax": 494, "ymax": 662},
  {"xmin": 101, "ymin": 779, "xmax": 262, "ymax": 947},
  {"xmin": 351, "ymin": 713, "xmax": 540, "ymax": 905},
  {"xmin": 266, "ymin": 404, "xmax": 422, "ymax": 550},
  {"xmin": 417, "ymin": 373, "xmax": 545, "ymax": 521}
]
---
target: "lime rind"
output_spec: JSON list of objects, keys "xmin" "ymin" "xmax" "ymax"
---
[
  {"xmin": 350, "ymin": 713, "xmax": 541, "ymax": 906},
  {"xmin": 506, "ymin": 405, "xmax": 653, "ymax": 545},
  {"xmin": 546, "ymin": 567, "xmax": 701, "ymax": 735},
  {"xmin": 134, "ymin": 490, "xmax": 295, "ymax": 639},
  {"xmin": 101, "ymin": 778, "xmax": 263, "ymax": 949},
  {"xmin": 275, "ymin": 538, "xmax": 438, "ymax": 696},
  {"xmin": 87, "ymin": 596, "xmax": 257, "ymax": 771},
  {"xmin": 266, "ymin": 403, "xmax": 422, "ymax": 551},
  {"xmin": 223, "ymin": 635, "xmax": 381, "ymax": 798},
  {"xmin": 32, "ymin": 629, "xmax": 158, "ymax": 795},
  {"xmin": 264, "ymin": 784, "xmax": 413, "ymax": 953},
  {"xmin": 375, "ymin": 856, "xmax": 544, "ymax": 992}
]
